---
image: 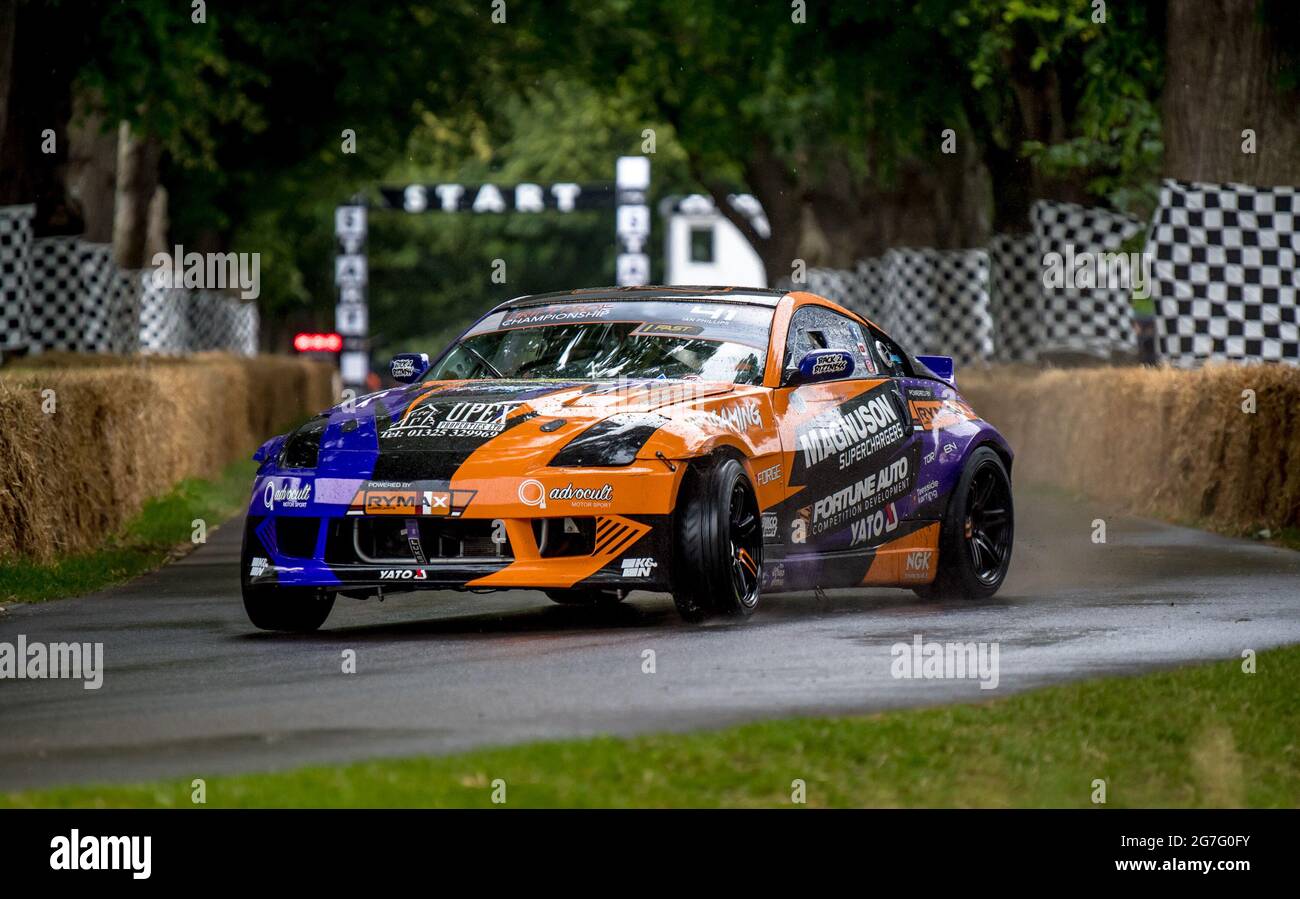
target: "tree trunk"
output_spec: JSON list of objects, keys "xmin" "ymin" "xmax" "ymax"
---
[
  {"xmin": 113, "ymin": 121, "xmax": 162, "ymax": 268},
  {"xmin": 1164, "ymin": 0, "xmax": 1300, "ymax": 186},
  {"xmin": 66, "ymin": 93, "xmax": 118, "ymax": 242},
  {"xmin": 0, "ymin": 0, "xmax": 15, "ymax": 160},
  {"xmin": 699, "ymin": 139, "xmax": 805, "ymax": 287}
]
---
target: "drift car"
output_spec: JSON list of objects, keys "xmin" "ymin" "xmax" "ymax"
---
[{"xmin": 242, "ymin": 286, "xmax": 1014, "ymax": 630}]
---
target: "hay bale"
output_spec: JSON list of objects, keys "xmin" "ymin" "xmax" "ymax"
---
[
  {"xmin": 0, "ymin": 354, "xmax": 336, "ymax": 560},
  {"xmin": 962, "ymin": 364, "xmax": 1300, "ymax": 534}
]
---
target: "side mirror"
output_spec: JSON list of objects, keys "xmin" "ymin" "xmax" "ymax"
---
[
  {"xmin": 787, "ymin": 349, "xmax": 855, "ymax": 386},
  {"xmin": 390, "ymin": 352, "xmax": 430, "ymax": 384},
  {"xmin": 916, "ymin": 354, "xmax": 955, "ymax": 384}
]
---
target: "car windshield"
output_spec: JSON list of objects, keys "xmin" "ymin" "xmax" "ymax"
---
[{"xmin": 431, "ymin": 300, "xmax": 772, "ymax": 384}]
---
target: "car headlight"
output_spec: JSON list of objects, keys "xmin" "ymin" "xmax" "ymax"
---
[
  {"xmin": 548, "ymin": 413, "xmax": 667, "ymax": 467},
  {"xmin": 278, "ymin": 416, "xmax": 329, "ymax": 469}
]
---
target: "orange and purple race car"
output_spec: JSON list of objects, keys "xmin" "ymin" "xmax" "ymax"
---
[{"xmin": 242, "ymin": 286, "xmax": 1014, "ymax": 630}]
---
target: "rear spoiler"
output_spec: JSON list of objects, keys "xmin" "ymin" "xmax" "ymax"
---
[{"xmin": 914, "ymin": 354, "xmax": 955, "ymax": 385}]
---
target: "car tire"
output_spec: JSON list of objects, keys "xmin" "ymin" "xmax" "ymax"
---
[
  {"xmin": 672, "ymin": 457, "xmax": 763, "ymax": 621},
  {"xmin": 242, "ymin": 582, "xmax": 335, "ymax": 632},
  {"xmin": 544, "ymin": 588, "xmax": 625, "ymax": 606},
  {"xmin": 914, "ymin": 446, "xmax": 1014, "ymax": 601}
]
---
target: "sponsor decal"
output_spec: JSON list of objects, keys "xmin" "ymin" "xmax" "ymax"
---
[
  {"xmin": 914, "ymin": 478, "xmax": 940, "ymax": 506},
  {"xmin": 902, "ymin": 549, "xmax": 934, "ymax": 581},
  {"xmin": 518, "ymin": 478, "xmax": 548, "ymax": 509},
  {"xmin": 549, "ymin": 483, "xmax": 614, "ymax": 506},
  {"xmin": 633, "ymin": 322, "xmax": 703, "ymax": 337},
  {"xmin": 391, "ymin": 357, "xmax": 418, "ymax": 380},
  {"xmin": 348, "ymin": 485, "xmax": 476, "ymax": 517},
  {"xmin": 249, "ymin": 557, "xmax": 269, "ymax": 577},
  {"xmin": 683, "ymin": 304, "xmax": 741, "ymax": 323},
  {"xmin": 263, "ymin": 478, "xmax": 312, "ymax": 510},
  {"xmin": 364, "ymin": 490, "xmax": 418, "ymax": 514},
  {"xmin": 406, "ymin": 519, "xmax": 428, "ymax": 564},
  {"xmin": 923, "ymin": 449, "xmax": 937, "ymax": 465},
  {"xmin": 382, "ymin": 401, "xmax": 521, "ymax": 440},
  {"xmin": 381, "ymin": 405, "xmax": 440, "ymax": 439},
  {"xmin": 501, "ymin": 303, "xmax": 614, "ymax": 327},
  {"xmin": 810, "ymin": 353, "xmax": 850, "ymax": 376},
  {"xmin": 791, "ymin": 516, "xmax": 807, "ymax": 544},
  {"xmin": 765, "ymin": 561, "xmax": 786, "ymax": 588},
  {"xmin": 379, "ymin": 568, "xmax": 428, "ymax": 580},
  {"xmin": 757, "ymin": 462, "xmax": 783, "ymax": 485},
  {"xmin": 620, "ymin": 557, "xmax": 658, "ymax": 578},
  {"xmin": 689, "ymin": 399, "xmax": 763, "ymax": 434},
  {"xmin": 805, "ymin": 452, "xmax": 914, "ymax": 537},
  {"xmin": 849, "ymin": 502, "xmax": 900, "ymax": 547},
  {"xmin": 942, "ymin": 441, "xmax": 958, "ymax": 455},
  {"xmin": 908, "ymin": 398, "xmax": 976, "ymax": 431},
  {"xmin": 435, "ymin": 401, "xmax": 520, "ymax": 437},
  {"xmin": 792, "ymin": 385, "xmax": 907, "ymax": 480},
  {"xmin": 762, "ymin": 511, "xmax": 779, "ymax": 539}
]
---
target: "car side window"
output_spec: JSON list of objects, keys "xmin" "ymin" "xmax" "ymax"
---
[
  {"xmin": 865, "ymin": 324, "xmax": 910, "ymax": 378},
  {"xmin": 783, "ymin": 306, "xmax": 878, "ymax": 380}
]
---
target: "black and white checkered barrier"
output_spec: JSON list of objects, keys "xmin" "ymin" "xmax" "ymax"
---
[
  {"xmin": 0, "ymin": 226, "xmax": 258, "ymax": 356},
  {"xmin": 987, "ymin": 232, "xmax": 1042, "ymax": 363},
  {"xmin": 187, "ymin": 289, "xmax": 258, "ymax": 356},
  {"xmin": 1031, "ymin": 199, "xmax": 1143, "ymax": 356},
  {"xmin": 1149, "ymin": 179, "xmax": 1299, "ymax": 366},
  {"xmin": 0, "ymin": 205, "xmax": 35, "ymax": 352},
  {"xmin": 881, "ymin": 248, "xmax": 995, "ymax": 365},
  {"xmin": 797, "ymin": 250, "xmax": 995, "ymax": 365},
  {"xmin": 77, "ymin": 242, "xmax": 119, "ymax": 353},
  {"xmin": 26, "ymin": 236, "xmax": 84, "ymax": 353},
  {"xmin": 138, "ymin": 273, "xmax": 192, "ymax": 355}
]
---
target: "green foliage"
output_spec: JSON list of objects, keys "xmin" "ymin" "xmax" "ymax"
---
[
  {"xmin": 364, "ymin": 80, "xmax": 694, "ymax": 358},
  {"xmin": 947, "ymin": 0, "xmax": 1164, "ymax": 215},
  {"xmin": 52, "ymin": 0, "xmax": 1292, "ymax": 340}
]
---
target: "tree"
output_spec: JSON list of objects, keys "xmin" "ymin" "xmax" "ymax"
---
[{"xmin": 1163, "ymin": 0, "xmax": 1300, "ymax": 186}]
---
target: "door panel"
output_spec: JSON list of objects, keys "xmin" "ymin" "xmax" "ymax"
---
[{"xmin": 768, "ymin": 377, "xmax": 920, "ymax": 563}]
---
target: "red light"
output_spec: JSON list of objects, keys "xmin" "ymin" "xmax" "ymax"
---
[{"xmin": 294, "ymin": 332, "xmax": 342, "ymax": 353}]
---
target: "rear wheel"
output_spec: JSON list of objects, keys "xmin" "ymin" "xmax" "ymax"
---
[
  {"xmin": 672, "ymin": 458, "xmax": 762, "ymax": 621},
  {"xmin": 914, "ymin": 446, "xmax": 1013, "ymax": 600},
  {"xmin": 242, "ymin": 582, "xmax": 335, "ymax": 632},
  {"xmin": 544, "ymin": 588, "xmax": 625, "ymax": 606}
]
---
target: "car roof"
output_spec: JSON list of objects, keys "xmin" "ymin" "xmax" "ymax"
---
[{"xmin": 491, "ymin": 286, "xmax": 788, "ymax": 313}]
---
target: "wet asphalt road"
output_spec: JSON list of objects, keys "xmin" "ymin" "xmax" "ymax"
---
[{"xmin": 2, "ymin": 485, "xmax": 1298, "ymax": 791}]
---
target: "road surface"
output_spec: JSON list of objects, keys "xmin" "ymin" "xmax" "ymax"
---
[{"xmin": 2, "ymin": 485, "xmax": 1298, "ymax": 791}]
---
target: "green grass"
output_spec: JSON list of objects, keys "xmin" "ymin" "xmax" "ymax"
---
[
  {"xmin": 0, "ymin": 459, "xmax": 257, "ymax": 604},
  {"xmin": 5, "ymin": 644, "xmax": 1296, "ymax": 809}
]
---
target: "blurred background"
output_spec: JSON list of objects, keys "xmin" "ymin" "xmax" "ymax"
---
[{"xmin": 0, "ymin": 0, "xmax": 1296, "ymax": 369}]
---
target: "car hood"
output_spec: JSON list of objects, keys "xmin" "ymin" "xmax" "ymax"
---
[{"xmin": 308, "ymin": 378, "xmax": 739, "ymax": 480}]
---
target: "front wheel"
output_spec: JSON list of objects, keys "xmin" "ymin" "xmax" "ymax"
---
[
  {"xmin": 915, "ymin": 446, "xmax": 1014, "ymax": 600},
  {"xmin": 242, "ymin": 582, "xmax": 336, "ymax": 631},
  {"xmin": 671, "ymin": 457, "xmax": 762, "ymax": 621}
]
